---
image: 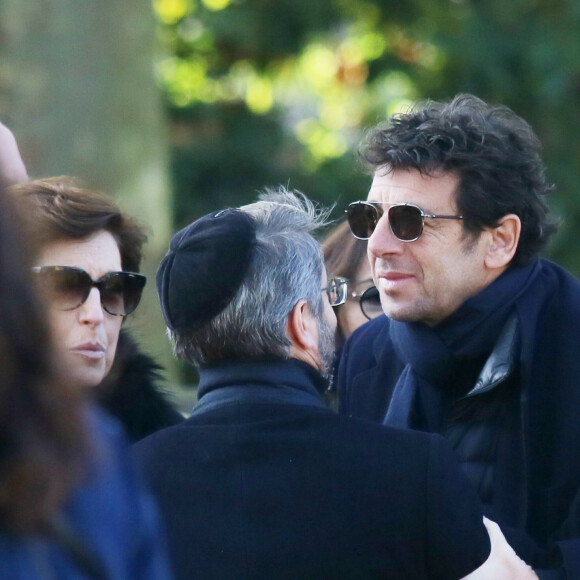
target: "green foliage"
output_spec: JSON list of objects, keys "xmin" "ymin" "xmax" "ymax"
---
[{"xmin": 154, "ymin": 0, "xmax": 580, "ymax": 273}]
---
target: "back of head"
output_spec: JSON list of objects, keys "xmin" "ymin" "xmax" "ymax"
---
[
  {"xmin": 359, "ymin": 94, "xmax": 558, "ymax": 266},
  {"xmin": 8, "ymin": 176, "xmax": 148, "ymax": 272},
  {"xmin": 162, "ymin": 188, "xmax": 331, "ymax": 367},
  {"xmin": 0, "ymin": 183, "xmax": 88, "ymax": 533}
]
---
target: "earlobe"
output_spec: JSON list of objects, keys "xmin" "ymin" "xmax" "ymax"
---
[{"xmin": 484, "ymin": 214, "xmax": 521, "ymax": 269}]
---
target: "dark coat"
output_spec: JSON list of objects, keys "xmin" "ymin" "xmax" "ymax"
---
[
  {"xmin": 337, "ymin": 259, "xmax": 580, "ymax": 577},
  {"xmin": 0, "ymin": 409, "xmax": 174, "ymax": 580},
  {"xmin": 134, "ymin": 358, "xmax": 489, "ymax": 580},
  {"xmin": 96, "ymin": 330, "xmax": 184, "ymax": 443}
]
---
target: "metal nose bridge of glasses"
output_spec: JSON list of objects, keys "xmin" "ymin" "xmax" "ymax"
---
[
  {"xmin": 321, "ymin": 277, "xmax": 381, "ymax": 320},
  {"xmin": 346, "ymin": 201, "xmax": 463, "ymax": 242}
]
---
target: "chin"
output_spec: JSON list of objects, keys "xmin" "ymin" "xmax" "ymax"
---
[
  {"xmin": 74, "ymin": 369, "xmax": 107, "ymax": 390},
  {"xmin": 383, "ymin": 302, "xmax": 412, "ymax": 321},
  {"xmin": 383, "ymin": 305, "xmax": 427, "ymax": 324}
]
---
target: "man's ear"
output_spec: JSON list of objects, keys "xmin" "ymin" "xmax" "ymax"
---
[
  {"xmin": 287, "ymin": 299, "xmax": 318, "ymax": 357},
  {"xmin": 484, "ymin": 214, "xmax": 521, "ymax": 270}
]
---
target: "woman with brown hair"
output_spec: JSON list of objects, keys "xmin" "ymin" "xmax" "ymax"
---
[
  {"xmin": 0, "ymin": 128, "xmax": 174, "ymax": 579},
  {"xmin": 1, "ymin": 122, "xmax": 182, "ymax": 441},
  {"xmin": 7, "ymin": 176, "xmax": 182, "ymax": 441}
]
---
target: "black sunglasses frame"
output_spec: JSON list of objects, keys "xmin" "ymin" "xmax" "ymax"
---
[
  {"xmin": 32, "ymin": 266, "xmax": 146, "ymax": 317},
  {"xmin": 359, "ymin": 285, "xmax": 382, "ymax": 320},
  {"xmin": 346, "ymin": 201, "xmax": 463, "ymax": 242}
]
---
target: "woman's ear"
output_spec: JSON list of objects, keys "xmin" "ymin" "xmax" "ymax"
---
[{"xmin": 484, "ymin": 214, "xmax": 521, "ymax": 270}]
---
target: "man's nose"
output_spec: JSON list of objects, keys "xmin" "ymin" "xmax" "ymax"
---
[{"xmin": 367, "ymin": 212, "xmax": 405, "ymax": 257}]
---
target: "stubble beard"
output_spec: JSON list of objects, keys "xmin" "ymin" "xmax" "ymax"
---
[{"xmin": 317, "ymin": 317, "xmax": 337, "ymax": 385}]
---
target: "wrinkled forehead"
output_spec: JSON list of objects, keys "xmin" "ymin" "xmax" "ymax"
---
[{"xmin": 368, "ymin": 168, "xmax": 461, "ymax": 212}]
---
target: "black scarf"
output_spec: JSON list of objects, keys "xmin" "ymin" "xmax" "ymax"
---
[{"xmin": 383, "ymin": 260, "xmax": 540, "ymax": 428}]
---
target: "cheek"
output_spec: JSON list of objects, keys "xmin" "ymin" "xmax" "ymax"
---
[
  {"xmin": 367, "ymin": 246, "xmax": 376, "ymax": 271},
  {"xmin": 46, "ymin": 310, "xmax": 73, "ymax": 353},
  {"xmin": 422, "ymin": 253, "xmax": 471, "ymax": 306},
  {"xmin": 104, "ymin": 318, "xmax": 123, "ymax": 364},
  {"xmin": 105, "ymin": 317, "xmax": 122, "ymax": 376}
]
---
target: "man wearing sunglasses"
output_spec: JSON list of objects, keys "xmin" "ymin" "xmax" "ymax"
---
[{"xmin": 338, "ymin": 94, "xmax": 580, "ymax": 578}]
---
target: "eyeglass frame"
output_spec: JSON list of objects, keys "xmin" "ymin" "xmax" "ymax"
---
[
  {"xmin": 346, "ymin": 200, "xmax": 464, "ymax": 242},
  {"xmin": 321, "ymin": 276, "xmax": 382, "ymax": 320}
]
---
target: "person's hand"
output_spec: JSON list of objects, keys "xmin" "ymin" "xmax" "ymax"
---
[
  {"xmin": 461, "ymin": 517, "xmax": 538, "ymax": 579},
  {"xmin": 0, "ymin": 122, "xmax": 28, "ymax": 186}
]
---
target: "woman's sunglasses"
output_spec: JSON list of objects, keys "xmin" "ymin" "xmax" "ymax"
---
[
  {"xmin": 346, "ymin": 201, "xmax": 463, "ymax": 242},
  {"xmin": 32, "ymin": 266, "xmax": 146, "ymax": 317},
  {"xmin": 322, "ymin": 277, "xmax": 383, "ymax": 320}
]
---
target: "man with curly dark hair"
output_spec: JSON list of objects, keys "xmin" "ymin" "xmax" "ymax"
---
[{"xmin": 338, "ymin": 94, "xmax": 580, "ymax": 578}]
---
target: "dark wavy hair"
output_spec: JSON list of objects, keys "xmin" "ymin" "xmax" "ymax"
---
[
  {"xmin": 0, "ymin": 186, "xmax": 89, "ymax": 532},
  {"xmin": 8, "ymin": 177, "xmax": 148, "ymax": 272},
  {"xmin": 359, "ymin": 94, "xmax": 558, "ymax": 266}
]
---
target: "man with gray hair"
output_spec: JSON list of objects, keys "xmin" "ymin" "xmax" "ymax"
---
[{"xmin": 134, "ymin": 188, "xmax": 535, "ymax": 579}]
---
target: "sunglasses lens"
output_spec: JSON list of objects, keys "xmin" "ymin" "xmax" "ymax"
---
[
  {"xmin": 360, "ymin": 286, "xmax": 382, "ymax": 320},
  {"xmin": 100, "ymin": 273, "xmax": 146, "ymax": 316},
  {"xmin": 347, "ymin": 202, "xmax": 381, "ymax": 239},
  {"xmin": 33, "ymin": 267, "xmax": 146, "ymax": 316},
  {"xmin": 389, "ymin": 205, "xmax": 423, "ymax": 241},
  {"xmin": 34, "ymin": 267, "xmax": 91, "ymax": 311}
]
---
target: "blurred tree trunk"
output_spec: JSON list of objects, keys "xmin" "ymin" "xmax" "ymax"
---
[{"xmin": 0, "ymin": 0, "xmax": 179, "ymax": 389}]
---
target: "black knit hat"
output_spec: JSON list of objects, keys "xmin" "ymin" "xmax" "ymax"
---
[{"xmin": 156, "ymin": 209, "xmax": 256, "ymax": 331}]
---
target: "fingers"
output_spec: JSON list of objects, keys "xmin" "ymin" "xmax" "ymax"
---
[
  {"xmin": 0, "ymin": 122, "xmax": 29, "ymax": 186},
  {"xmin": 461, "ymin": 518, "xmax": 538, "ymax": 580},
  {"xmin": 483, "ymin": 516, "xmax": 516, "ymax": 556}
]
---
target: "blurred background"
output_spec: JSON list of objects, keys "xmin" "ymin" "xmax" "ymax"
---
[{"xmin": 1, "ymin": 0, "xmax": 580, "ymax": 400}]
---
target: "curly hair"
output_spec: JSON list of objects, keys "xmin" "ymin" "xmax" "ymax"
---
[{"xmin": 359, "ymin": 94, "xmax": 558, "ymax": 266}]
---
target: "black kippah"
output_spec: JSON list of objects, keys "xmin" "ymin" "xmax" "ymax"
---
[{"xmin": 156, "ymin": 209, "xmax": 256, "ymax": 331}]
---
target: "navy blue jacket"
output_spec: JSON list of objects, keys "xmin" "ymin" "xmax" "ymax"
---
[
  {"xmin": 338, "ymin": 260, "xmax": 580, "ymax": 578},
  {"xmin": 135, "ymin": 358, "xmax": 489, "ymax": 579},
  {"xmin": 0, "ymin": 409, "xmax": 174, "ymax": 579}
]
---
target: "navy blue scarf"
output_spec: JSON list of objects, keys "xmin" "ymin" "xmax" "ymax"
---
[{"xmin": 383, "ymin": 260, "xmax": 541, "ymax": 428}]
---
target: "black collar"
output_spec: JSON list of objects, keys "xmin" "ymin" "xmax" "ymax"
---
[{"xmin": 193, "ymin": 358, "xmax": 328, "ymax": 416}]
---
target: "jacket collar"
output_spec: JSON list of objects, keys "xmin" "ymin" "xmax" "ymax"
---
[
  {"xmin": 197, "ymin": 357, "xmax": 328, "ymax": 405},
  {"xmin": 465, "ymin": 313, "xmax": 520, "ymax": 398}
]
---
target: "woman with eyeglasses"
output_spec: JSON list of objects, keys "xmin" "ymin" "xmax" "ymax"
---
[
  {"xmin": 322, "ymin": 220, "xmax": 383, "ymax": 344},
  {"xmin": 7, "ymin": 176, "xmax": 183, "ymax": 441},
  {"xmin": 322, "ymin": 220, "xmax": 383, "ymax": 405}
]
